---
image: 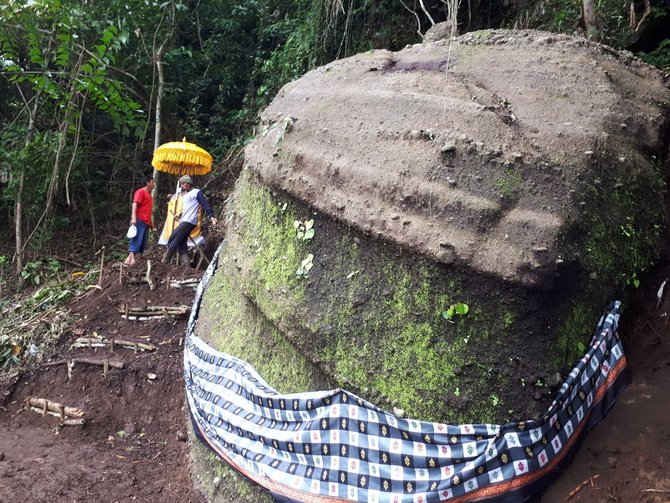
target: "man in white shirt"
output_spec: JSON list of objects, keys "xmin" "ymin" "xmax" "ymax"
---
[{"xmin": 162, "ymin": 175, "xmax": 218, "ymax": 266}]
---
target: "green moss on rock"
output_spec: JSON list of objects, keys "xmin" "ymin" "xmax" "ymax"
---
[
  {"xmin": 553, "ymin": 155, "xmax": 665, "ymax": 365},
  {"xmin": 199, "ymin": 147, "xmax": 665, "ymax": 427},
  {"xmin": 198, "ymin": 247, "xmax": 332, "ymax": 393},
  {"xmin": 198, "ymin": 170, "xmax": 566, "ymax": 425}
]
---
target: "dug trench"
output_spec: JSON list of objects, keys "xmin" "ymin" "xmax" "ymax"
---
[{"xmin": 0, "ymin": 251, "xmax": 205, "ymax": 503}]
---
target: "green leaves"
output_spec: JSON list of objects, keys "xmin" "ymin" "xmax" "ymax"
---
[
  {"xmin": 294, "ymin": 219, "xmax": 315, "ymax": 241},
  {"xmin": 442, "ymin": 302, "xmax": 470, "ymax": 321},
  {"xmin": 0, "ymin": 0, "xmax": 144, "ymax": 139},
  {"xmin": 101, "ymin": 25, "xmax": 117, "ymax": 45},
  {"xmin": 55, "ymin": 35, "xmax": 71, "ymax": 68},
  {"xmin": 296, "ymin": 253, "xmax": 314, "ymax": 278}
]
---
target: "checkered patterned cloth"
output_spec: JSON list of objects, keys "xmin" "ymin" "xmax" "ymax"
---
[{"xmin": 185, "ymin": 245, "xmax": 628, "ymax": 502}]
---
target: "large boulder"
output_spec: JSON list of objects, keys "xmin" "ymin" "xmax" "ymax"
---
[{"xmin": 195, "ymin": 30, "xmax": 669, "ymax": 443}]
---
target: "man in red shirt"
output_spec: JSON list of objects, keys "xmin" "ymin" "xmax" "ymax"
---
[{"xmin": 124, "ymin": 175, "xmax": 155, "ymax": 266}]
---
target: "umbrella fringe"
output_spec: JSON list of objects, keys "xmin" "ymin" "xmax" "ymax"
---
[{"xmin": 152, "ymin": 141, "xmax": 213, "ymax": 175}]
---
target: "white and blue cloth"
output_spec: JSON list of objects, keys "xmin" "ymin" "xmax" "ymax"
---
[{"xmin": 184, "ymin": 243, "xmax": 628, "ymax": 502}]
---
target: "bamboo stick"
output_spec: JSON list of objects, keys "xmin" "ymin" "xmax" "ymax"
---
[
  {"xmin": 98, "ymin": 246, "xmax": 105, "ymax": 286},
  {"xmin": 119, "ymin": 305, "xmax": 189, "ymax": 313},
  {"xmin": 120, "ymin": 309, "xmax": 187, "ymax": 314},
  {"xmin": 25, "ymin": 397, "xmax": 84, "ymax": 418},
  {"xmin": 71, "ymin": 336, "xmax": 156, "ymax": 352},
  {"xmin": 122, "ymin": 315, "xmax": 170, "ymax": 321},
  {"xmin": 44, "ymin": 358, "xmax": 125, "ymax": 369},
  {"xmin": 145, "ymin": 260, "xmax": 155, "ymax": 290},
  {"xmin": 61, "ymin": 418, "xmax": 86, "ymax": 426},
  {"xmin": 170, "ymin": 279, "xmax": 198, "ymax": 289}
]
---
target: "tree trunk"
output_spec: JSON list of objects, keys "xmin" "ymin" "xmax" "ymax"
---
[
  {"xmin": 583, "ymin": 0, "xmax": 597, "ymax": 37},
  {"xmin": 15, "ymin": 91, "xmax": 42, "ymax": 284},
  {"xmin": 15, "ymin": 163, "xmax": 26, "ymax": 281},
  {"xmin": 151, "ymin": 40, "xmax": 167, "ymax": 205}
]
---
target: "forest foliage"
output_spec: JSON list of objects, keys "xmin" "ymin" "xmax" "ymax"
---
[{"xmin": 0, "ymin": 0, "xmax": 668, "ymax": 286}]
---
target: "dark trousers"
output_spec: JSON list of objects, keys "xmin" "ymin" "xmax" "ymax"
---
[{"xmin": 167, "ymin": 221, "xmax": 196, "ymax": 255}]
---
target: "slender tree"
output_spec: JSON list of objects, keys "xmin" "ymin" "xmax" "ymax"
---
[
  {"xmin": 583, "ymin": 0, "xmax": 598, "ymax": 37},
  {"xmin": 0, "ymin": 0, "xmax": 145, "ymax": 282}
]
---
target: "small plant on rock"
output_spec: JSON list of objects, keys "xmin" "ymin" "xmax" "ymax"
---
[
  {"xmin": 442, "ymin": 302, "xmax": 469, "ymax": 321},
  {"xmin": 273, "ymin": 116, "xmax": 294, "ymax": 147},
  {"xmin": 294, "ymin": 219, "xmax": 315, "ymax": 241},
  {"xmin": 296, "ymin": 254, "xmax": 314, "ymax": 278},
  {"xmin": 495, "ymin": 167, "xmax": 522, "ymax": 199}
]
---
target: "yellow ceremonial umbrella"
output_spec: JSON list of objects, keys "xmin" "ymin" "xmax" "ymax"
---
[
  {"xmin": 152, "ymin": 138, "xmax": 213, "ymax": 266},
  {"xmin": 151, "ymin": 137, "xmax": 213, "ymax": 176}
]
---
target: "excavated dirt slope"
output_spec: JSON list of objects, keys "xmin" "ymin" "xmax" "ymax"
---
[
  {"xmin": 192, "ymin": 29, "xmax": 670, "ymax": 501},
  {"xmin": 246, "ymin": 29, "xmax": 669, "ymax": 287},
  {"xmin": 199, "ymin": 29, "xmax": 670, "ymax": 424}
]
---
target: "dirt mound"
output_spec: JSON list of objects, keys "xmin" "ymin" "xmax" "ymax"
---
[
  {"xmin": 246, "ymin": 29, "xmax": 669, "ymax": 287},
  {"xmin": 199, "ymin": 29, "xmax": 669, "ymax": 430},
  {"xmin": 0, "ymin": 250, "xmax": 205, "ymax": 503}
]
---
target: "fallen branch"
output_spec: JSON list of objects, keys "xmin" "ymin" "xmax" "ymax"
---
[
  {"xmin": 71, "ymin": 335, "xmax": 157, "ymax": 352},
  {"xmin": 120, "ymin": 305, "xmax": 190, "ymax": 313},
  {"xmin": 170, "ymin": 278, "xmax": 199, "ymax": 289},
  {"xmin": 641, "ymin": 489, "xmax": 670, "ymax": 495},
  {"xmin": 122, "ymin": 315, "xmax": 177, "ymax": 321},
  {"xmin": 26, "ymin": 407, "xmax": 85, "ymax": 425},
  {"xmin": 44, "ymin": 357, "xmax": 124, "ymax": 369},
  {"xmin": 118, "ymin": 304, "xmax": 190, "ymax": 320},
  {"xmin": 125, "ymin": 277, "xmax": 154, "ymax": 286},
  {"xmin": 566, "ymin": 474, "xmax": 600, "ymax": 501},
  {"xmin": 145, "ymin": 259, "xmax": 155, "ymax": 290},
  {"xmin": 25, "ymin": 397, "xmax": 85, "ymax": 425}
]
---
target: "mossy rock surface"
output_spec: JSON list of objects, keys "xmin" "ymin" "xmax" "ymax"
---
[{"xmin": 192, "ymin": 28, "xmax": 670, "ymax": 497}]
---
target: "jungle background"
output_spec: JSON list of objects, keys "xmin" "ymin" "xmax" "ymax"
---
[{"xmin": 1, "ymin": 0, "xmax": 668, "ymax": 296}]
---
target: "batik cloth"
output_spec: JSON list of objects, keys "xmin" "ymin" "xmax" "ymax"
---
[{"xmin": 184, "ymin": 243, "xmax": 628, "ymax": 502}]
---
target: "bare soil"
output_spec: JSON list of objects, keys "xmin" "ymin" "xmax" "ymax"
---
[
  {"xmin": 248, "ymin": 30, "xmax": 670, "ymax": 288},
  {"xmin": 0, "ymin": 249, "xmax": 206, "ymax": 503},
  {"xmin": 1, "ymin": 248, "xmax": 670, "ymax": 503},
  {"xmin": 540, "ymin": 260, "xmax": 670, "ymax": 503}
]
